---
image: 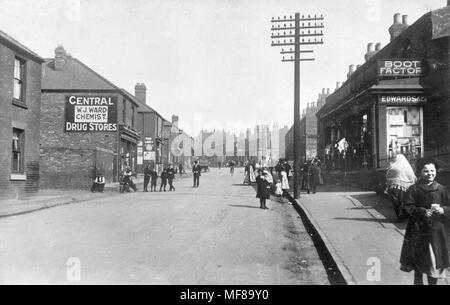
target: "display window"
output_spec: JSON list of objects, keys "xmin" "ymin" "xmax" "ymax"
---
[{"xmin": 387, "ymin": 106, "xmax": 423, "ymax": 161}]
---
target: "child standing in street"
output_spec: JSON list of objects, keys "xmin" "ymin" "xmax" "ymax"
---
[
  {"xmin": 256, "ymin": 170, "xmax": 271, "ymax": 210},
  {"xmin": 400, "ymin": 158, "xmax": 450, "ymax": 285}
]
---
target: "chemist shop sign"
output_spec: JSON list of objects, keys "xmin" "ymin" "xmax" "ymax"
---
[
  {"xmin": 378, "ymin": 60, "xmax": 422, "ymax": 77},
  {"xmin": 65, "ymin": 96, "xmax": 118, "ymax": 132}
]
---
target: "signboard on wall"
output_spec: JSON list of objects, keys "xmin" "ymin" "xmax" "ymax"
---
[
  {"xmin": 143, "ymin": 151, "xmax": 155, "ymax": 161},
  {"xmin": 379, "ymin": 95, "xmax": 427, "ymax": 105},
  {"xmin": 65, "ymin": 96, "xmax": 118, "ymax": 132},
  {"xmin": 378, "ymin": 60, "xmax": 421, "ymax": 77}
]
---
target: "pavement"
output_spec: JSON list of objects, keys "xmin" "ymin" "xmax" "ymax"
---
[
  {"xmin": 0, "ymin": 168, "xmax": 328, "ymax": 284},
  {"xmin": 0, "ymin": 173, "xmax": 192, "ymax": 218},
  {"xmin": 291, "ymin": 184, "xmax": 450, "ymax": 285}
]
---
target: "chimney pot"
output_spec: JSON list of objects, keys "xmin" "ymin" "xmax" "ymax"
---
[
  {"xmin": 327, "ymin": 88, "xmax": 331, "ymax": 95},
  {"xmin": 394, "ymin": 13, "xmax": 401, "ymax": 24},
  {"xmin": 367, "ymin": 43, "xmax": 374, "ymax": 52},
  {"xmin": 375, "ymin": 43, "xmax": 382, "ymax": 51},
  {"xmin": 347, "ymin": 65, "xmax": 355, "ymax": 78},
  {"xmin": 322, "ymin": 88, "xmax": 326, "ymax": 94},
  {"xmin": 402, "ymin": 15, "xmax": 408, "ymax": 25}
]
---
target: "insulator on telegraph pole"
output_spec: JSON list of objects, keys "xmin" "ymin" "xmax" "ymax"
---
[{"xmin": 270, "ymin": 12, "xmax": 325, "ymax": 199}]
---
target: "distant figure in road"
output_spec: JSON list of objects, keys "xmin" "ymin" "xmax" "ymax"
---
[
  {"xmin": 160, "ymin": 168, "xmax": 168, "ymax": 192},
  {"xmin": 193, "ymin": 160, "xmax": 202, "ymax": 188},
  {"xmin": 167, "ymin": 165, "xmax": 176, "ymax": 191},
  {"xmin": 386, "ymin": 154, "xmax": 417, "ymax": 222},
  {"xmin": 283, "ymin": 161, "xmax": 292, "ymax": 180},
  {"xmin": 218, "ymin": 161, "xmax": 222, "ymax": 170},
  {"xmin": 243, "ymin": 161, "xmax": 251, "ymax": 185},
  {"xmin": 400, "ymin": 158, "xmax": 450, "ymax": 285},
  {"xmin": 91, "ymin": 173, "xmax": 105, "ymax": 193},
  {"xmin": 280, "ymin": 170, "xmax": 290, "ymax": 202},
  {"xmin": 178, "ymin": 163, "xmax": 184, "ymax": 177},
  {"xmin": 150, "ymin": 167, "xmax": 158, "ymax": 192},
  {"xmin": 256, "ymin": 170, "xmax": 271, "ymax": 209},
  {"xmin": 275, "ymin": 160, "xmax": 284, "ymax": 180},
  {"xmin": 123, "ymin": 167, "xmax": 137, "ymax": 192},
  {"xmin": 229, "ymin": 160, "xmax": 235, "ymax": 176},
  {"xmin": 143, "ymin": 164, "xmax": 151, "ymax": 192}
]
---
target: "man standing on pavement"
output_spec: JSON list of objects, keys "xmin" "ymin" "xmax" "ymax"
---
[
  {"xmin": 308, "ymin": 159, "xmax": 321, "ymax": 194},
  {"xmin": 167, "ymin": 164, "xmax": 176, "ymax": 191},
  {"xmin": 160, "ymin": 168, "xmax": 168, "ymax": 192},
  {"xmin": 193, "ymin": 160, "xmax": 202, "ymax": 188},
  {"xmin": 150, "ymin": 167, "xmax": 158, "ymax": 192}
]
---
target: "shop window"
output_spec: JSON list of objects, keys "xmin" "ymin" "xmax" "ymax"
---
[
  {"xmin": 12, "ymin": 128, "xmax": 25, "ymax": 173},
  {"xmin": 387, "ymin": 106, "xmax": 423, "ymax": 162},
  {"xmin": 13, "ymin": 57, "xmax": 25, "ymax": 102}
]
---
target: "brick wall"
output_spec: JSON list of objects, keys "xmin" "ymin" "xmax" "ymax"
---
[
  {"xmin": 0, "ymin": 43, "xmax": 42, "ymax": 199},
  {"xmin": 40, "ymin": 92, "xmax": 119, "ymax": 189}
]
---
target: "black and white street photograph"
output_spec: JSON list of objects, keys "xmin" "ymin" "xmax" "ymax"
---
[{"xmin": 2, "ymin": 0, "xmax": 450, "ymax": 292}]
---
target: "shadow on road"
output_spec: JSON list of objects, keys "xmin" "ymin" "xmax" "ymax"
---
[{"xmin": 229, "ymin": 204, "xmax": 261, "ymax": 209}]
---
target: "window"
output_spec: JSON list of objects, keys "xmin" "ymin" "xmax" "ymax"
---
[
  {"xmin": 131, "ymin": 105, "xmax": 135, "ymax": 128},
  {"xmin": 387, "ymin": 106, "xmax": 423, "ymax": 162},
  {"xmin": 13, "ymin": 57, "xmax": 25, "ymax": 101},
  {"xmin": 12, "ymin": 129, "xmax": 25, "ymax": 173}
]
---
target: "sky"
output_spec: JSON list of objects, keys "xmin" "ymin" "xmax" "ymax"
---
[{"xmin": 0, "ymin": 0, "xmax": 446, "ymax": 135}]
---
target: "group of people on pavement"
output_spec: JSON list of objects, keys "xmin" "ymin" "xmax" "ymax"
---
[
  {"xmin": 385, "ymin": 154, "xmax": 450, "ymax": 285},
  {"xmin": 143, "ymin": 164, "xmax": 177, "ymax": 192},
  {"xmin": 300, "ymin": 158, "xmax": 323, "ymax": 194}
]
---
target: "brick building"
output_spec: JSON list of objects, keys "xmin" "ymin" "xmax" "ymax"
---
[
  {"xmin": 134, "ymin": 83, "xmax": 168, "ymax": 173},
  {"xmin": 284, "ymin": 88, "xmax": 330, "ymax": 163},
  {"xmin": 316, "ymin": 4, "xmax": 450, "ymax": 188},
  {"xmin": 0, "ymin": 31, "xmax": 44, "ymax": 198},
  {"xmin": 40, "ymin": 46, "xmax": 140, "ymax": 189}
]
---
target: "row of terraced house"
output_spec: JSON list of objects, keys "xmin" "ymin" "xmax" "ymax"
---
[
  {"xmin": 285, "ymin": 3, "xmax": 450, "ymax": 190},
  {"xmin": 0, "ymin": 31, "xmax": 193, "ymax": 199}
]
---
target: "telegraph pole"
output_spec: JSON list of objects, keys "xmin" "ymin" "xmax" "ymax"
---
[{"xmin": 271, "ymin": 13, "xmax": 324, "ymax": 199}]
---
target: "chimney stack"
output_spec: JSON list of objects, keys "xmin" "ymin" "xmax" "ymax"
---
[
  {"xmin": 389, "ymin": 13, "xmax": 409, "ymax": 41},
  {"xmin": 365, "ymin": 42, "xmax": 376, "ymax": 62},
  {"xmin": 172, "ymin": 115, "xmax": 179, "ymax": 130},
  {"xmin": 54, "ymin": 45, "xmax": 67, "ymax": 71},
  {"xmin": 134, "ymin": 83, "xmax": 147, "ymax": 104},
  {"xmin": 335, "ymin": 82, "xmax": 341, "ymax": 91},
  {"xmin": 347, "ymin": 65, "xmax": 355, "ymax": 78}
]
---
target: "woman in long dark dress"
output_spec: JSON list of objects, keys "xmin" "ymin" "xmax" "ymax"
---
[{"xmin": 400, "ymin": 158, "xmax": 450, "ymax": 285}]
